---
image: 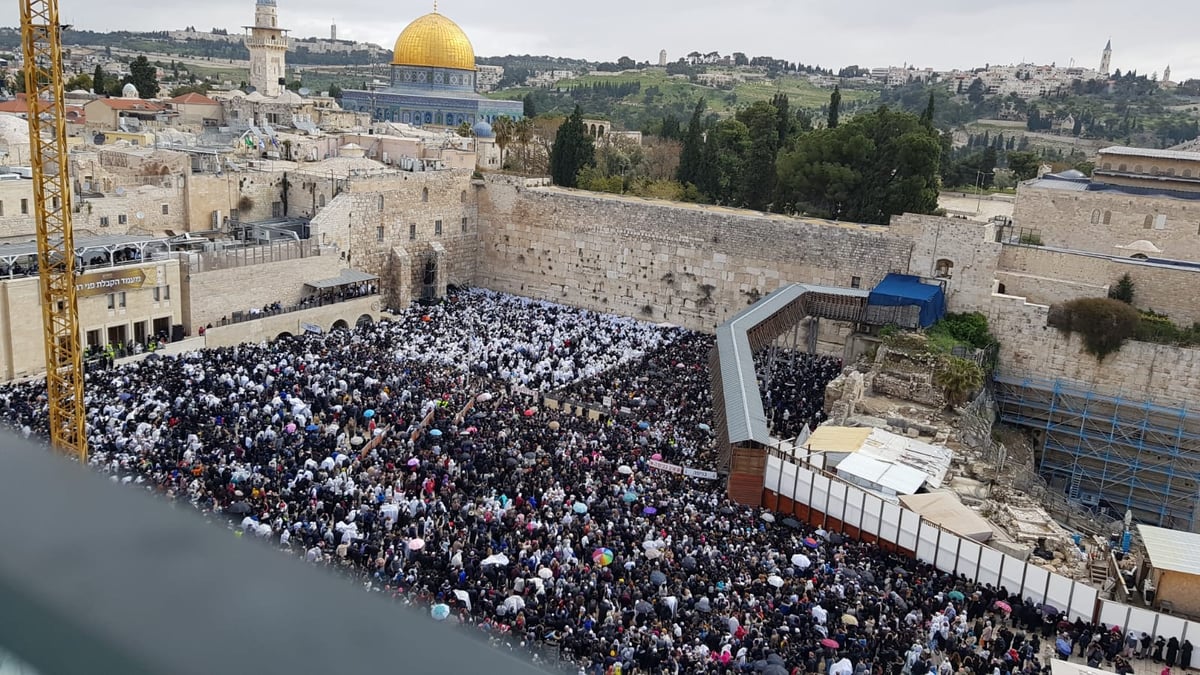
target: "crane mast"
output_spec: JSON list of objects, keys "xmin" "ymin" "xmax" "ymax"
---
[{"xmin": 20, "ymin": 0, "xmax": 87, "ymax": 461}]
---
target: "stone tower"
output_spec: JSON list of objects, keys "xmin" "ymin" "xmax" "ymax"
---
[
  {"xmin": 1100, "ymin": 38, "xmax": 1112, "ymax": 76},
  {"xmin": 245, "ymin": 0, "xmax": 288, "ymax": 97},
  {"xmin": 659, "ymin": 49, "xmax": 667, "ymax": 67},
  {"xmin": 1164, "ymin": 65, "xmax": 1171, "ymax": 83},
  {"xmin": 331, "ymin": 19, "xmax": 337, "ymax": 41}
]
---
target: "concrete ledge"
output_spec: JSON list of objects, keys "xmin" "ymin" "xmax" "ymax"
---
[{"xmin": 202, "ymin": 296, "xmax": 381, "ymax": 347}]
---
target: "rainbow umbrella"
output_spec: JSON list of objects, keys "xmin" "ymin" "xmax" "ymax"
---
[
  {"xmin": 803, "ymin": 537, "xmax": 820, "ymax": 549},
  {"xmin": 592, "ymin": 548, "xmax": 614, "ymax": 566}
]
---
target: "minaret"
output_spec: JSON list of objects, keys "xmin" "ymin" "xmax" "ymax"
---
[
  {"xmin": 1100, "ymin": 38, "xmax": 1112, "ymax": 76},
  {"xmin": 245, "ymin": 0, "xmax": 288, "ymax": 97}
]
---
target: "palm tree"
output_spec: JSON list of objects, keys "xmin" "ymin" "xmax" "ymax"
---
[
  {"xmin": 514, "ymin": 117, "xmax": 534, "ymax": 171},
  {"xmin": 492, "ymin": 116, "xmax": 516, "ymax": 169},
  {"xmin": 933, "ymin": 356, "xmax": 984, "ymax": 408}
]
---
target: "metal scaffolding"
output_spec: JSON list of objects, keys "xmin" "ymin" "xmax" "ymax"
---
[{"xmin": 994, "ymin": 374, "xmax": 1200, "ymax": 531}]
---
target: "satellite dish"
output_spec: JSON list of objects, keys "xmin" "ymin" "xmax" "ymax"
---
[
  {"xmin": 115, "ymin": 187, "xmax": 125, "ymax": 196},
  {"xmin": 136, "ymin": 212, "xmax": 144, "ymax": 220},
  {"xmin": 245, "ymin": 86, "xmax": 257, "ymax": 94},
  {"xmin": 298, "ymin": 87, "xmax": 310, "ymax": 96}
]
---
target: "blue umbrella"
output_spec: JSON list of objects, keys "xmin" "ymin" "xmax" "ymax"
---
[
  {"xmin": 572, "ymin": 502, "xmax": 588, "ymax": 514},
  {"xmin": 637, "ymin": 421, "xmax": 650, "ymax": 430},
  {"xmin": 363, "ymin": 409, "xmax": 375, "ymax": 419},
  {"xmin": 643, "ymin": 506, "xmax": 657, "ymax": 515},
  {"xmin": 118, "ymin": 392, "xmax": 132, "ymax": 401},
  {"xmin": 306, "ymin": 424, "xmax": 318, "ymax": 431},
  {"xmin": 429, "ymin": 428, "xmax": 443, "ymax": 437},
  {"xmin": 431, "ymin": 603, "xmax": 450, "ymax": 621},
  {"xmin": 622, "ymin": 490, "xmax": 638, "ymax": 503}
]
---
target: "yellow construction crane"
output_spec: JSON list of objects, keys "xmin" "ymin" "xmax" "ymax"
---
[{"xmin": 20, "ymin": 0, "xmax": 87, "ymax": 462}]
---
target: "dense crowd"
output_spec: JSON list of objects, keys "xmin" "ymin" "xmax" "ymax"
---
[{"xmin": 0, "ymin": 288, "xmax": 1188, "ymax": 675}]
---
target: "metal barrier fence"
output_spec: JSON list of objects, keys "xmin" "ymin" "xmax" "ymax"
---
[
  {"xmin": 176, "ymin": 238, "xmax": 319, "ymax": 274},
  {"xmin": 761, "ymin": 447, "xmax": 1200, "ymax": 642}
]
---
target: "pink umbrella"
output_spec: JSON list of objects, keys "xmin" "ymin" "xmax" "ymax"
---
[
  {"xmin": 994, "ymin": 600, "xmax": 1012, "ymax": 613},
  {"xmin": 651, "ymin": 453, "xmax": 663, "ymax": 461},
  {"xmin": 524, "ymin": 409, "xmax": 535, "ymax": 417},
  {"xmin": 820, "ymin": 638, "xmax": 840, "ymax": 649},
  {"xmin": 285, "ymin": 422, "xmax": 297, "ymax": 434},
  {"xmin": 407, "ymin": 458, "xmax": 420, "ymax": 467},
  {"xmin": 408, "ymin": 538, "xmax": 425, "ymax": 551}
]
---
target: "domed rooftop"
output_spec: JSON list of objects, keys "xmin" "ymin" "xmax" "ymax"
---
[
  {"xmin": 121, "ymin": 82, "xmax": 139, "ymax": 98},
  {"xmin": 391, "ymin": 11, "xmax": 475, "ymax": 71},
  {"xmin": 472, "ymin": 121, "xmax": 493, "ymax": 138}
]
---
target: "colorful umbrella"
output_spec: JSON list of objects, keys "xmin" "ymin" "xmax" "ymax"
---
[
  {"xmin": 592, "ymin": 548, "xmax": 614, "ymax": 566},
  {"xmin": 285, "ymin": 422, "xmax": 297, "ymax": 434},
  {"xmin": 651, "ymin": 453, "xmax": 663, "ymax": 461},
  {"xmin": 994, "ymin": 600, "xmax": 1012, "ymax": 613},
  {"xmin": 820, "ymin": 638, "xmax": 840, "ymax": 649},
  {"xmin": 428, "ymin": 429, "xmax": 442, "ymax": 437},
  {"xmin": 948, "ymin": 590, "xmax": 965, "ymax": 601},
  {"xmin": 430, "ymin": 603, "xmax": 450, "ymax": 621},
  {"xmin": 363, "ymin": 409, "xmax": 375, "ymax": 419},
  {"xmin": 637, "ymin": 421, "xmax": 650, "ymax": 430},
  {"xmin": 305, "ymin": 424, "xmax": 318, "ymax": 431},
  {"xmin": 524, "ymin": 408, "xmax": 536, "ymax": 417},
  {"xmin": 643, "ymin": 506, "xmax": 657, "ymax": 515},
  {"xmin": 572, "ymin": 502, "xmax": 588, "ymax": 514},
  {"xmin": 407, "ymin": 458, "xmax": 420, "ymax": 467},
  {"xmin": 803, "ymin": 537, "xmax": 820, "ymax": 548},
  {"xmin": 622, "ymin": 490, "xmax": 638, "ymax": 503}
]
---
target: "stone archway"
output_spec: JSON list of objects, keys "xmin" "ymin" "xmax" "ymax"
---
[
  {"xmin": 356, "ymin": 314, "xmax": 373, "ymax": 328},
  {"xmin": 331, "ymin": 319, "xmax": 349, "ymax": 332},
  {"xmin": 275, "ymin": 331, "xmax": 293, "ymax": 340}
]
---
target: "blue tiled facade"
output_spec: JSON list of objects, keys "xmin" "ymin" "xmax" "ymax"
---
[{"xmin": 341, "ymin": 66, "xmax": 522, "ymax": 127}]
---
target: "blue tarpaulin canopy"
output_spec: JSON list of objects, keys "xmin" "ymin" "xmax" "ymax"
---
[{"xmin": 868, "ymin": 274, "xmax": 946, "ymax": 328}]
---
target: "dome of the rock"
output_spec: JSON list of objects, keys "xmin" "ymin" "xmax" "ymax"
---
[{"xmin": 391, "ymin": 12, "xmax": 475, "ymax": 71}]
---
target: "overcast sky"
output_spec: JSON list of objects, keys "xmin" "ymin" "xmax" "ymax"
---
[{"xmin": 6, "ymin": 0, "xmax": 1197, "ymax": 82}]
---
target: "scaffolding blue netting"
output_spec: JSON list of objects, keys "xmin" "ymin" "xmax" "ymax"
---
[{"xmin": 867, "ymin": 274, "xmax": 946, "ymax": 328}]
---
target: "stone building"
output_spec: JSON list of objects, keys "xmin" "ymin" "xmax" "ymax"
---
[
  {"xmin": 245, "ymin": 0, "xmax": 289, "ymax": 98},
  {"xmin": 340, "ymin": 10, "xmax": 522, "ymax": 127}
]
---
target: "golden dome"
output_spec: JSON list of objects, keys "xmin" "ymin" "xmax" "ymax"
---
[{"xmin": 391, "ymin": 12, "xmax": 475, "ymax": 71}]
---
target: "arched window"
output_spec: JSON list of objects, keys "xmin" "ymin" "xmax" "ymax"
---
[
  {"xmin": 378, "ymin": 195, "xmax": 384, "ymax": 211},
  {"xmin": 1090, "ymin": 209, "xmax": 1101, "ymax": 224},
  {"xmin": 1103, "ymin": 210, "xmax": 1111, "ymax": 224},
  {"xmin": 1134, "ymin": 164, "xmax": 1144, "ymax": 174},
  {"xmin": 1144, "ymin": 215, "xmax": 1154, "ymax": 229},
  {"xmin": 1118, "ymin": 163, "xmax": 1128, "ymax": 172},
  {"xmin": 318, "ymin": 194, "xmax": 325, "ymax": 207},
  {"xmin": 934, "ymin": 258, "xmax": 954, "ymax": 279},
  {"xmin": 421, "ymin": 187, "xmax": 429, "ymax": 203},
  {"xmin": 1103, "ymin": 163, "xmax": 1112, "ymax": 170},
  {"xmin": 1151, "ymin": 165, "xmax": 1160, "ymax": 176},
  {"xmin": 1168, "ymin": 168, "xmax": 1176, "ymax": 177},
  {"xmin": 460, "ymin": 190, "xmax": 467, "ymax": 203},
  {"xmin": 1184, "ymin": 169, "xmax": 1194, "ymax": 178}
]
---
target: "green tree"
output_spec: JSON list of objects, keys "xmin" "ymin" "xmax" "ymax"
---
[
  {"xmin": 966, "ymin": 77, "xmax": 985, "ymax": 105},
  {"xmin": 709, "ymin": 118, "xmax": 750, "ymax": 205},
  {"xmin": 770, "ymin": 93, "xmax": 792, "ymax": 146},
  {"xmin": 677, "ymin": 99, "xmax": 707, "ymax": 188},
  {"xmin": 735, "ymin": 101, "xmax": 780, "ymax": 210},
  {"xmin": 934, "ymin": 356, "xmax": 984, "ymax": 408},
  {"xmin": 549, "ymin": 105, "xmax": 594, "ymax": 188},
  {"xmin": 92, "ymin": 64, "xmax": 105, "ymax": 94},
  {"xmin": 920, "ymin": 92, "xmax": 935, "ymax": 129},
  {"xmin": 1108, "ymin": 273, "xmax": 1135, "ymax": 304},
  {"xmin": 327, "ymin": 83, "xmax": 343, "ymax": 100},
  {"xmin": 827, "ymin": 86, "xmax": 841, "ymax": 129},
  {"xmin": 522, "ymin": 93, "xmax": 537, "ymax": 118},
  {"xmin": 285, "ymin": 80, "xmax": 302, "ymax": 92},
  {"xmin": 493, "ymin": 115, "xmax": 516, "ymax": 167},
  {"xmin": 65, "ymin": 73, "xmax": 93, "ymax": 92},
  {"xmin": 456, "ymin": 121, "xmax": 472, "ymax": 137},
  {"xmin": 128, "ymin": 55, "xmax": 159, "ymax": 98},
  {"xmin": 776, "ymin": 106, "xmax": 942, "ymax": 224},
  {"xmin": 1006, "ymin": 151, "xmax": 1040, "ymax": 181}
]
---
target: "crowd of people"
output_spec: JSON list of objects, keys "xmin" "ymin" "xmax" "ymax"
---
[
  {"xmin": 0, "ymin": 288, "xmax": 1187, "ymax": 675},
  {"xmin": 756, "ymin": 353, "xmax": 842, "ymax": 442}
]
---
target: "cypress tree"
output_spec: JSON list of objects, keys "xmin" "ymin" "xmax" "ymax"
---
[
  {"xmin": 827, "ymin": 86, "xmax": 841, "ymax": 129},
  {"xmin": 677, "ymin": 99, "xmax": 707, "ymax": 186},
  {"xmin": 549, "ymin": 105, "xmax": 594, "ymax": 188},
  {"xmin": 92, "ymin": 64, "xmax": 105, "ymax": 94}
]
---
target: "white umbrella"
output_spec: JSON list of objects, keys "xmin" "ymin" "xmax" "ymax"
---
[
  {"xmin": 538, "ymin": 567, "xmax": 553, "ymax": 579},
  {"xmin": 503, "ymin": 595, "xmax": 526, "ymax": 612},
  {"xmin": 645, "ymin": 548, "xmax": 663, "ymax": 560},
  {"xmin": 407, "ymin": 537, "xmax": 425, "ymax": 551},
  {"xmin": 617, "ymin": 465, "xmax": 633, "ymax": 475},
  {"xmin": 482, "ymin": 553, "xmax": 510, "ymax": 567},
  {"xmin": 476, "ymin": 392, "xmax": 493, "ymax": 402},
  {"xmin": 453, "ymin": 589, "xmax": 471, "ymax": 611},
  {"xmin": 767, "ymin": 575, "xmax": 784, "ymax": 588},
  {"xmin": 791, "ymin": 553, "xmax": 812, "ymax": 569},
  {"xmin": 761, "ymin": 513, "xmax": 776, "ymax": 523}
]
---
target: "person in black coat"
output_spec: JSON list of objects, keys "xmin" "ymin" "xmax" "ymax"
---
[
  {"xmin": 1168, "ymin": 637, "xmax": 1181, "ymax": 667},
  {"xmin": 1181, "ymin": 640, "xmax": 1193, "ymax": 671},
  {"xmin": 1156, "ymin": 636, "xmax": 1168, "ymax": 662}
]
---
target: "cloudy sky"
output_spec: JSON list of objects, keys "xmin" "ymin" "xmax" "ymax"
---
[{"xmin": 6, "ymin": 0, "xmax": 1198, "ymax": 81}]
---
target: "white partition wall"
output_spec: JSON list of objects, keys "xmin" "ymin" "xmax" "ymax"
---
[
  {"xmin": 898, "ymin": 508, "xmax": 921, "ymax": 552},
  {"xmin": 917, "ymin": 521, "xmax": 940, "ymax": 564},
  {"xmin": 1099, "ymin": 600, "xmax": 1130, "ymax": 631},
  {"xmin": 978, "ymin": 547, "xmax": 1004, "ymax": 587},
  {"xmin": 861, "ymin": 494, "xmax": 883, "ymax": 537},
  {"xmin": 1069, "ymin": 583, "xmax": 1098, "ymax": 622},
  {"xmin": 1045, "ymin": 574, "xmax": 1074, "ymax": 617},
  {"xmin": 957, "ymin": 539, "xmax": 983, "ymax": 579},
  {"xmin": 1000, "ymin": 554, "xmax": 1025, "ymax": 594},
  {"xmin": 881, "ymin": 502, "xmax": 903, "ymax": 543},
  {"xmin": 1185, "ymin": 620, "xmax": 1200, "ymax": 644},
  {"xmin": 843, "ymin": 486, "xmax": 865, "ymax": 532},
  {"xmin": 1023, "ymin": 566, "xmax": 1050, "ymax": 604},
  {"xmin": 827, "ymin": 482, "xmax": 848, "ymax": 524},
  {"xmin": 1156, "ymin": 614, "xmax": 1187, "ymax": 643},
  {"xmin": 936, "ymin": 530, "xmax": 960, "ymax": 572},
  {"xmin": 1127, "ymin": 606, "xmax": 1159, "ymax": 636},
  {"xmin": 812, "ymin": 474, "xmax": 831, "ymax": 519}
]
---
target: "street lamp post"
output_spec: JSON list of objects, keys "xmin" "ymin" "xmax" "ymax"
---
[{"xmin": 975, "ymin": 170, "xmax": 995, "ymax": 215}]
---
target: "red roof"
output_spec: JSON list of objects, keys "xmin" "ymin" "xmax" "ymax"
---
[
  {"xmin": 92, "ymin": 98, "xmax": 166, "ymax": 112},
  {"xmin": 168, "ymin": 92, "xmax": 219, "ymax": 106},
  {"xmin": 0, "ymin": 94, "xmax": 41, "ymax": 115}
]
